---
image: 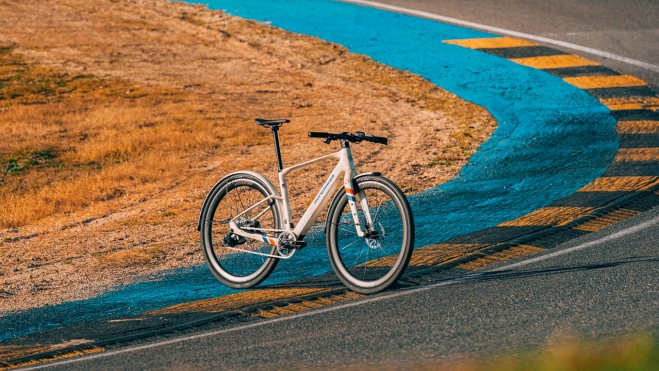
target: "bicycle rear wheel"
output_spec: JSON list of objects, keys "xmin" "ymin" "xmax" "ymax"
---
[
  {"xmin": 326, "ymin": 175, "xmax": 414, "ymax": 294},
  {"xmin": 200, "ymin": 173, "xmax": 281, "ymax": 289}
]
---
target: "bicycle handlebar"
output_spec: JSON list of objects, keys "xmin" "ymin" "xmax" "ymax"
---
[{"xmin": 308, "ymin": 131, "xmax": 388, "ymax": 145}]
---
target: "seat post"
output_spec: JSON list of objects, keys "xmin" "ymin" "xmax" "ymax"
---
[{"xmin": 270, "ymin": 125, "xmax": 284, "ymax": 172}]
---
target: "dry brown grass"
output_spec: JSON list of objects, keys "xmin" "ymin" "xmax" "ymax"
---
[
  {"xmin": 0, "ymin": 51, "xmax": 190, "ymax": 227},
  {"xmin": 0, "ymin": 0, "xmax": 496, "ymax": 311}
]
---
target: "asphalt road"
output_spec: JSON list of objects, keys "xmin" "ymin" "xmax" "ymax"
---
[
  {"xmin": 35, "ymin": 205, "xmax": 659, "ymax": 370},
  {"xmin": 365, "ymin": 0, "xmax": 659, "ymax": 89}
]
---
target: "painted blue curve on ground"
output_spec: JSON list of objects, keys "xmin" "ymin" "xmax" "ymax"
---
[{"xmin": 0, "ymin": 0, "xmax": 619, "ymax": 342}]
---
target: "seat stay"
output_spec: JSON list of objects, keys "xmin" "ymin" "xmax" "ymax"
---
[{"xmin": 231, "ymin": 194, "xmax": 282, "ymax": 222}]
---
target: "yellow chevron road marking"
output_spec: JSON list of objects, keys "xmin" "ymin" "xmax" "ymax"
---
[
  {"xmin": 0, "ymin": 345, "xmax": 52, "ymax": 364},
  {"xmin": 146, "ymin": 288, "xmax": 329, "ymax": 315},
  {"xmin": 363, "ymin": 255, "xmax": 397, "ymax": 267},
  {"xmin": 511, "ymin": 54, "xmax": 599, "ymax": 69},
  {"xmin": 250, "ymin": 291, "xmax": 363, "ymax": 319},
  {"xmin": 408, "ymin": 243, "xmax": 486, "ymax": 266},
  {"xmin": 577, "ymin": 176, "xmax": 659, "ymax": 192},
  {"xmin": 443, "ymin": 36, "xmax": 536, "ymax": 49},
  {"xmin": 498, "ymin": 207, "xmax": 593, "ymax": 227},
  {"xmin": 607, "ymin": 103, "xmax": 646, "ymax": 110},
  {"xmin": 457, "ymin": 245, "xmax": 545, "ymax": 270},
  {"xmin": 616, "ymin": 120, "xmax": 659, "ymax": 134},
  {"xmin": 615, "ymin": 148, "xmax": 659, "ymax": 162},
  {"xmin": 439, "ymin": 35, "xmax": 658, "ymax": 273},
  {"xmin": 564, "ymin": 75, "xmax": 647, "ymax": 89},
  {"xmin": 363, "ymin": 243, "xmax": 486, "ymax": 268},
  {"xmin": 0, "ymin": 347, "xmax": 104, "ymax": 371},
  {"xmin": 573, "ymin": 208, "xmax": 642, "ymax": 232},
  {"xmin": 252, "ymin": 306, "xmax": 296, "ymax": 318},
  {"xmin": 600, "ymin": 97, "xmax": 659, "ymax": 111}
]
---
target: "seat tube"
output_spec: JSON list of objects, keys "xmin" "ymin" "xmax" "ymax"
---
[
  {"xmin": 271, "ymin": 125, "xmax": 284, "ymax": 172},
  {"xmin": 278, "ymin": 171, "xmax": 293, "ymax": 232}
]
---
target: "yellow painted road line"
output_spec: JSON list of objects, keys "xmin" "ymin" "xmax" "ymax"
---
[
  {"xmin": 498, "ymin": 207, "xmax": 594, "ymax": 227},
  {"xmin": 573, "ymin": 208, "xmax": 642, "ymax": 232},
  {"xmin": 0, "ymin": 347, "xmax": 104, "ymax": 371},
  {"xmin": 408, "ymin": 243, "xmax": 486, "ymax": 267},
  {"xmin": 457, "ymin": 245, "xmax": 544, "ymax": 270},
  {"xmin": 510, "ymin": 54, "xmax": 599, "ymax": 69},
  {"xmin": 0, "ymin": 339, "xmax": 97, "ymax": 367},
  {"xmin": 616, "ymin": 120, "xmax": 659, "ymax": 134},
  {"xmin": 577, "ymin": 176, "xmax": 659, "ymax": 192},
  {"xmin": 254, "ymin": 306, "xmax": 296, "ymax": 318},
  {"xmin": 250, "ymin": 291, "xmax": 363, "ymax": 319},
  {"xmin": 615, "ymin": 148, "xmax": 659, "ymax": 162},
  {"xmin": 363, "ymin": 255, "xmax": 397, "ymax": 267},
  {"xmin": 146, "ymin": 287, "xmax": 328, "ymax": 315},
  {"xmin": 607, "ymin": 103, "xmax": 647, "ymax": 111},
  {"xmin": 600, "ymin": 97, "xmax": 659, "ymax": 111},
  {"xmin": 297, "ymin": 300, "xmax": 325, "ymax": 309},
  {"xmin": 364, "ymin": 243, "xmax": 485, "ymax": 268},
  {"xmin": 0, "ymin": 345, "xmax": 52, "ymax": 364},
  {"xmin": 443, "ymin": 36, "xmax": 536, "ymax": 49},
  {"xmin": 563, "ymin": 75, "xmax": 647, "ymax": 89}
]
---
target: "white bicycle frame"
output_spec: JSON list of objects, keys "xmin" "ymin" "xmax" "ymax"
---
[{"xmin": 227, "ymin": 145, "xmax": 374, "ymax": 257}]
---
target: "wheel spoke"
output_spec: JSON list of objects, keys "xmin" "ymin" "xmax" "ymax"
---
[
  {"xmin": 351, "ymin": 245, "xmax": 366, "ymax": 266},
  {"xmin": 338, "ymin": 226, "xmax": 359, "ymax": 235},
  {"xmin": 371, "ymin": 202, "xmax": 383, "ymax": 223},
  {"xmin": 340, "ymin": 237, "xmax": 363, "ymax": 251}
]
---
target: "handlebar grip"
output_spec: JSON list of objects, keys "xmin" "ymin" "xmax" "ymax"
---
[
  {"xmin": 308, "ymin": 132, "xmax": 330, "ymax": 138},
  {"xmin": 369, "ymin": 136, "xmax": 388, "ymax": 145}
]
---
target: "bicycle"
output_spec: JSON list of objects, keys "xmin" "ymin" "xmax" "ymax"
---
[{"xmin": 197, "ymin": 118, "xmax": 414, "ymax": 294}]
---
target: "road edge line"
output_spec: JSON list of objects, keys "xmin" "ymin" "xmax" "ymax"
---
[{"xmin": 341, "ymin": 0, "xmax": 659, "ymax": 73}]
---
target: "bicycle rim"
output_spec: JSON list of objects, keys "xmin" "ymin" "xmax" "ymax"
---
[
  {"xmin": 328, "ymin": 179, "xmax": 412, "ymax": 293},
  {"xmin": 202, "ymin": 177, "xmax": 280, "ymax": 287}
]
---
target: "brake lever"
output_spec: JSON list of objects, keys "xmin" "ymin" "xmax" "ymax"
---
[{"xmin": 323, "ymin": 137, "xmax": 332, "ymax": 144}]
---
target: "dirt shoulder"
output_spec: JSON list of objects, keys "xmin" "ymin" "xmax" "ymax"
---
[{"xmin": 0, "ymin": 0, "xmax": 496, "ymax": 312}]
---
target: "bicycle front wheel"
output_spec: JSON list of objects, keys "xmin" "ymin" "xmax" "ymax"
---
[
  {"xmin": 200, "ymin": 173, "xmax": 281, "ymax": 289},
  {"xmin": 326, "ymin": 175, "xmax": 414, "ymax": 294}
]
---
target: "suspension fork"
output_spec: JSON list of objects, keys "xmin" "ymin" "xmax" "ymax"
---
[{"xmin": 343, "ymin": 172, "xmax": 375, "ymax": 238}]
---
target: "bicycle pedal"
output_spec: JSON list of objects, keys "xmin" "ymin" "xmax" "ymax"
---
[{"xmin": 287, "ymin": 240, "xmax": 307, "ymax": 250}]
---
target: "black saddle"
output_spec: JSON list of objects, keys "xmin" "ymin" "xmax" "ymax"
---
[{"xmin": 255, "ymin": 118, "xmax": 290, "ymax": 126}]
